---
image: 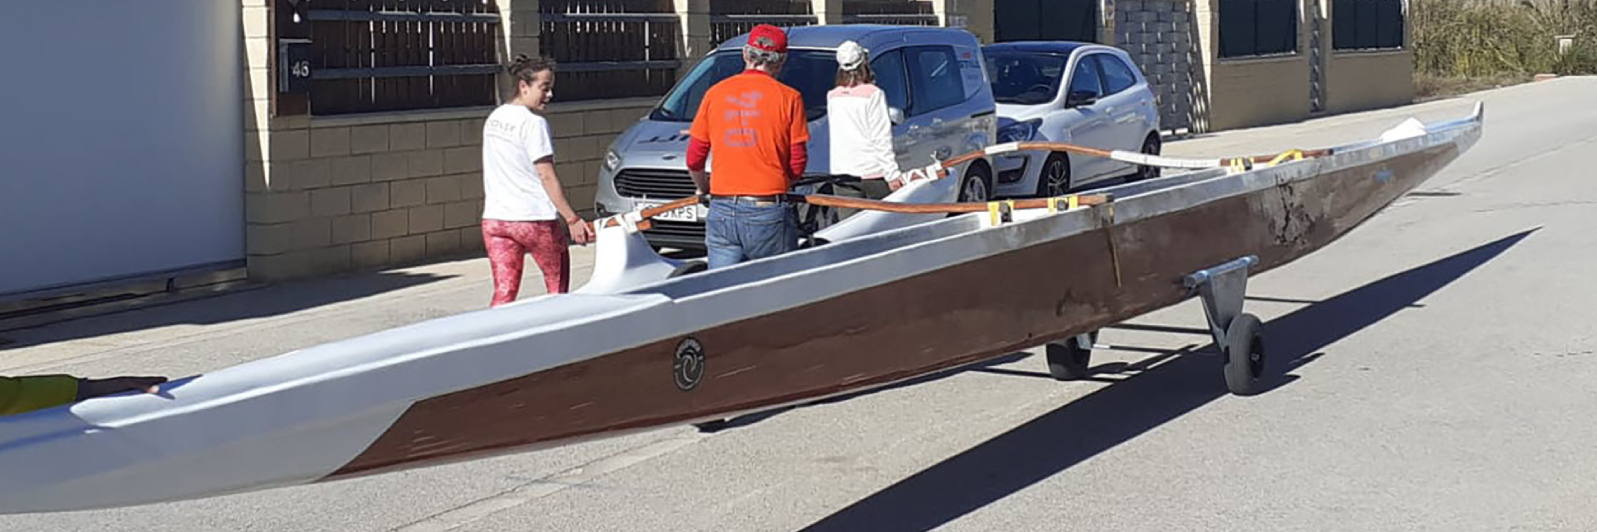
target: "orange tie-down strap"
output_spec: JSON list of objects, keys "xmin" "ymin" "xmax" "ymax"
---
[
  {"xmin": 948, "ymin": 142, "xmax": 1330, "ymax": 172},
  {"xmin": 599, "ymin": 140, "xmax": 1325, "ymax": 231},
  {"xmin": 599, "ymin": 193, "xmax": 1114, "ymax": 231}
]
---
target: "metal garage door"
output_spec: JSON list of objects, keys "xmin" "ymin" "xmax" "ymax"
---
[
  {"xmin": 995, "ymin": 0, "xmax": 1100, "ymax": 43},
  {"xmin": 0, "ymin": 0, "xmax": 244, "ymax": 298}
]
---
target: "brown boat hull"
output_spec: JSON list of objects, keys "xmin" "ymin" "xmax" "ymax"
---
[{"xmin": 324, "ymin": 139, "xmax": 1464, "ymax": 480}]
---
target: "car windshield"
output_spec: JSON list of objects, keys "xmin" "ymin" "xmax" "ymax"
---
[
  {"xmin": 984, "ymin": 51, "xmax": 1068, "ymax": 105},
  {"xmin": 650, "ymin": 49, "xmax": 839, "ymax": 123}
]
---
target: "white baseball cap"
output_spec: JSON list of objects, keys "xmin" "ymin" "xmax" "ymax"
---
[{"xmin": 837, "ymin": 40, "xmax": 869, "ymax": 70}]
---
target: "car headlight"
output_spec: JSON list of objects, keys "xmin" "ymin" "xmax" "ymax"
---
[
  {"xmin": 603, "ymin": 149, "xmax": 622, "ymax": 173},
  {"xmin": 997, "ymin": 119, "xmax": 1041, "ymax": 143}
]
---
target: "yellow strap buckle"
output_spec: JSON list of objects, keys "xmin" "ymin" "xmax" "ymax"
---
[
  {"xmin": 1046, "ymin": 195, "xmax": 1081, "ymax": 213},
  {"xmin": 987, "ymin": 200, "xmax": 1016, "ymax": 225},
  {"xmin": 1267, "ymin": 149, "xmax": 1305, "ymax": 167}
]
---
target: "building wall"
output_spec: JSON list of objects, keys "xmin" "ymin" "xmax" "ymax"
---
[
  {"xmin": 1324, "ymin": 50, "xmax": 1414, "ymax": 114},
  {"xmin": 1319, "ymin": 0, "xmax": 1414, "ymax": 114},
  {"xmin": 1189, "ymin": 0, "xmax": 1314, "ymax": 131},
  {"xmin": 942, "ymin": 0, "xmax": 997, "ymax": 43},
  {"xmin": 236, "ymin": 0, "xmax": 1410, "ymax": 283},
  {"xmin": 1206, "ymin": 55, "xmax": 1314, "ymax": 131},
  {"xmin": 243, "ymin": 101, "xmax": 655, "ymax": 281},
  {"xmin": 246, "ymin": 111, "xmax": 489, "ymax": 279},
  {"xmin": 240, "ymin": 0, "xmax": 986, "ymax": 283},
  {"xmin": 243, "ymin": 1, "xmax": 655, "ymax": 282},
  {"xmin": 1103, "ymin": 0, "xmax": 1413, "ymax": 132},
  {"xmin": 1, "ymin": 0, "xmax": 245, "ymax": 297}
]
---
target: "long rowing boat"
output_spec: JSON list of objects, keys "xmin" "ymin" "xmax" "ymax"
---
[{"xmin": 0, "ymin": 104, "xmax": 1483, "ymax": 514}]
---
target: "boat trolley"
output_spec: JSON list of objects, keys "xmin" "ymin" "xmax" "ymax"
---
[{"xmin": 1046, "ymin": 255, "xmax": 1268, "ymax": 396}]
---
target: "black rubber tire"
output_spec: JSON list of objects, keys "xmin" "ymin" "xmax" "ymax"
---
[
  {"xmin": 958, "ymin": 162, "xmax": 993, "ymax": 203},
  {"xmin": 1035, "ymin": 153, "xmax": 1072, "ymax": 198},
  {"xmin": 1132, "ymin": 134, "xmax": 1162, "ymax": 182},
  {"xmin": 1222, "ymin": 313, "xmax": 1267, "ymax": 395},
  {"xmin": 1046, "ymin": 331, "xmax": 1096, "ymax": 380}
]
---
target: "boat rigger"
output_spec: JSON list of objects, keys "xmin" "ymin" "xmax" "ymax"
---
[{"xmin": 0, "ymin": 103, "xmax": 1483, "ymax": 515}]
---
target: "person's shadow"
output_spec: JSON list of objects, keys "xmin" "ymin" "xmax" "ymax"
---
[{"xmin": 795, "ymin": 228, "xmax": 1537, "ymax": 532}]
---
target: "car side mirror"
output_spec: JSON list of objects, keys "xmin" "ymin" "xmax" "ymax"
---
[
  {"xmin": 1065, "ymin": 90, "xmax": 1098, "ymax": 108},
  {"xmin": 888, "ymin": 106, "xmax": 905, "ymax": 125}
]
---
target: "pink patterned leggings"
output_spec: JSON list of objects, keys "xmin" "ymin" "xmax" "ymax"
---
[{"xmin": 481, "ymin": 219, "xmax": 569, "ymax": 306}]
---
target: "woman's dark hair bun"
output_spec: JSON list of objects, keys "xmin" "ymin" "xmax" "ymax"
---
[{"xmin": 508, "ymin": 54, "xmax": 556, "ymax": 80}]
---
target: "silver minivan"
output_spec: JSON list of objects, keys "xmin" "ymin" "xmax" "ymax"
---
[{"xmin": 594, "ymin": 24, "xmax": 999, "ymax": 251}]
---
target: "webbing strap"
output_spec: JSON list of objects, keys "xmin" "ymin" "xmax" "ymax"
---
[{"xmin": 1267, "ymin": 149, "xmax": 1306, "ymax": 167}]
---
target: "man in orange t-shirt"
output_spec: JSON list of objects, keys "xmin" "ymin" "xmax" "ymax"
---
[{"xmin": 686, "ymin": 24, "xmax": 810, "ymax": 269}]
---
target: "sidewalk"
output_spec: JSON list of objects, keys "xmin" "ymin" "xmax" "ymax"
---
[
  {"xmin": 0, "ymin": 244, "xmax": 599, "ymax": 376},
  {"xmin": 0, "ymin": 89, "xmax": 1498, "ymax": 379}
]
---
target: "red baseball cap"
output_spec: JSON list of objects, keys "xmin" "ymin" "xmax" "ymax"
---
[{"xmin": 747, "ymin": 24, "xmax": 788, "ymax": 54}]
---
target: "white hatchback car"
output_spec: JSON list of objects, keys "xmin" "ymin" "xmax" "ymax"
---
[{"xmin": 983, "ymin": 42, "xmax": 1163, "ymax": 198}]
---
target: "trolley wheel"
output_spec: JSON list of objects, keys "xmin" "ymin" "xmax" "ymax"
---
[
  {"xmin": 1222, "ymin": 313, "xmax": 1267, "ymax": 395},
  {"xmin": 1046, "ymin": 331, "xmax": 1096, "ymax": 380}
]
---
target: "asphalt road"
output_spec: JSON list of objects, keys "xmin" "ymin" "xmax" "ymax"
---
[{"xmin": 2, "ymin": 77, "xmax": 1594, "ymax": 532}]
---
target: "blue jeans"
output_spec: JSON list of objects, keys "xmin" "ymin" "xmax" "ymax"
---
[{"xmin": 705, "ymin": 197, "xmax": 799, "ymax": 269}]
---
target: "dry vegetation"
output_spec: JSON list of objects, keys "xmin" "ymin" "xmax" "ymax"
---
[{"xmin": 1411, "ymin": 0, "xmax": 1597, "ymax": 97}]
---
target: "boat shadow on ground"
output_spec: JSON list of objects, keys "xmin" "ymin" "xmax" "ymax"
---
[
  {"xmin": 792, "ymin": 228, "xmax": 1537, "ymax": 532},
  {"xmin": 694, "ymin": 352, "xmax": 1038, "ymax": 432}
]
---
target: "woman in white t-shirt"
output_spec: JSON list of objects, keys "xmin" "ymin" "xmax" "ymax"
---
[
  {"xmin": 826, "ymin": 40, "xmax": 905, "ymax": 201},
  {"xmin": 479, "ymin": 55, "xmax": 593, "ymax": 306}
]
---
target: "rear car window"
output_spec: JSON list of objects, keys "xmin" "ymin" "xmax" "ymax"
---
[
  {"xmin": 1098, "ymin": 55, "xmax": 1139, "ymax": 95},
  {"xmin": 909, "ymin": 47, "xmax": 966, "ymax": 115},
  {"xmin": 1068, "ymin": 56, "xmax": 1104, "ymax": 99},
  {"xmin": 872, "ymin": 50, "xmax": 912, "ymax": 115}
]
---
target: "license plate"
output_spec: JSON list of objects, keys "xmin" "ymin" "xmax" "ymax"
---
[{"xmin": 638, "ymin": 201, "xmax": 707, "ymax": 223}]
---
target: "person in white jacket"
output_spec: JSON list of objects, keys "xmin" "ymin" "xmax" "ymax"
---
[{"xmin": 826, "ymin": 41, "xmax": 905, "ymax": 201}]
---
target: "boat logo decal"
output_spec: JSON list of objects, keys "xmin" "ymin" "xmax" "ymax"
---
[
  {"xmin": 1375, "ymin": 168, "xmax": 1394, "ymax": 184},
  {"xmin": 673, "ymin": 337, "xmax": 706, "ymax": 391}
]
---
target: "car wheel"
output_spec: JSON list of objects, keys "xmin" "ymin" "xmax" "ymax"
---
[
  {"xmin": 1035, "ymin": 153, "xmax": 1071, "ymax": 197},
  {"xmin": 958, "ymin": 162, "xmax": 992, "ymax": 203},
  {"xmin": 1133, "ymin": 133, "xmax": 1162, "ymax": 182}
]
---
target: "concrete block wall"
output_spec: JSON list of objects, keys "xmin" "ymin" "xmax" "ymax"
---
[
  {"xmin": 1114, "ymin": 0, "xmax": 1207, "ymax": 133},
  {"xmin": 246, "ymin": 112, "xmax": 490, "ymax": 279},
  {"xmin": 243, "ymin": 101, "xmax": 655, "ymax": 281}
]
